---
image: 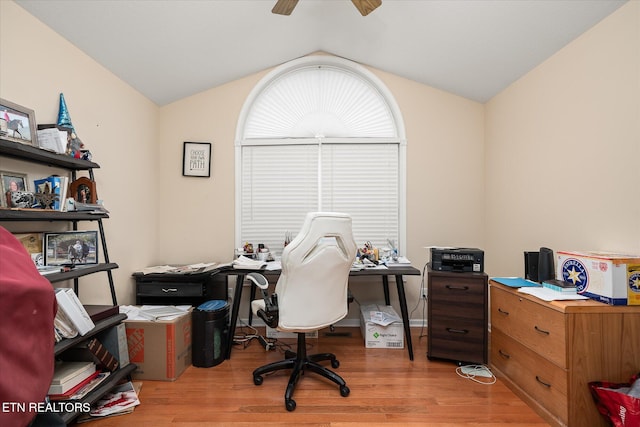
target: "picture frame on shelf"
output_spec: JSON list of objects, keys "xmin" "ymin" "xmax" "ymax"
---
[
  {"xmin": 44, "ymin": 230, "xmax": 99, "ymax": 266},
  {"xmin": 69, "ymin": 177, "xmax": 97, "ymax": 204},
  {"xmin": 182, "ymin": 141, "xmax": 211, "ymax": 177},
  {"xmin": 0, "ymin": 98, "xmax": 37, "ymax": 146},
  {"xmin": 13, "ymin": 232, "xmax": 44, "ymax": 266},
  {"xmin": 1, "ymin": 170, "xmax": 29, "ymax": 208}
]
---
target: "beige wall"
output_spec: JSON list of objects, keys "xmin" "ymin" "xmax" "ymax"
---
[
  {"xmin": 2, "ymin": 0, "xmax": 638, "ymax": 323},
  {"xmin": 0, "ymin": 1, "xmax": 159, "ymax": 304},
  {"xmin": 485, "ymin": 1, "xmax": 640, "ymax": 277}
]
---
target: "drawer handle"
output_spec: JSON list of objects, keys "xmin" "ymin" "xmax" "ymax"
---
[
  {"xmin": 534, "ymin": 325, "xmax": 550, "ymax": 335},
  {"xmin": 535, "ymin": 376, "xmax": 552, "ymax": 388},
  {"xmin": 498, "ymin": 349, "xmax": 511, "ymax": 359},
  {"xmin": 162, "ymin": 288, "xmax": 179, "ymax": 293},
  {"xmin": 445, "ymin": 285, "xmax": 469, "ymax": 291},
  {"xmin": 497, "ymin": 308, "xmax": 509, "ymax": 316},
  {"xmin": 446, "ymin": 328, "xmax": 469, "ymax": 334}
]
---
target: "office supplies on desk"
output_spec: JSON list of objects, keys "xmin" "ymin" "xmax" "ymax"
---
[{"xmin": 491, "ymin": 277, "xmax": 540, "ymax": 288}]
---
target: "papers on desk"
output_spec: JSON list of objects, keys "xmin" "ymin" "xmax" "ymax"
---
[
  {"xmin": 135, "ymin": 262, "xmax": 218, "ymax": 275},
  {"xmin": 384, "ymin": 256, "xmax": 411, "ymax": 267},
  {"xmin": 491, "ymin": 277, "xmax": 540, "ymax": 288},
  {"xmin": 517, "ymin": 286, "xmax": 588, "ymax": 301},
  {"xmin": 232, "ymin": 255, "xmax": 267, "ymax": 269},
  {"xmin": 120, "ymin": 305, "xmax": 191, "ymax": 321}
]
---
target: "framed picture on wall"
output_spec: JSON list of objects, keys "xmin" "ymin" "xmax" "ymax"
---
[
  {"xmin": 0, "ymin": 98, "xmax": 37, "ymax": 146},
  {"xmin": 182, "ymin": 141, "xmax": 211, "ymax": 177}
]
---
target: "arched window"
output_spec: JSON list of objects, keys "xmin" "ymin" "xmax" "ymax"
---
[{"xmin": 236, "ymin": 55, "xmax": 406, "ymax": 257}]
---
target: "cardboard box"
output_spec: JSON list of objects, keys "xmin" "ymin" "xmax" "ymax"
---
[
  {"xmin": 557, "ymin": 251, "xmax": 640, "ymax": 305},
  {"xmin": 125, "ymin": 310, "xmax": 192, "ymax": 381},
  {"xmin": 359, "ymin": 304, "xmax": 404, "ymax": 349},
  {"xmin": 265, "ymin": 326, "xmax": 317, "ymax": 339}
]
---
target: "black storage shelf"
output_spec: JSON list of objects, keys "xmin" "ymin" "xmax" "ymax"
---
[
  {"xmin": 0, "ymin": 209, "xmax": 109, "ymax": 221},
  {"xmin": 46, "ymin": 262, "xmax": 119, "ymax": 284},
  {"xmin": 59, "ymin": 363, "xmax": 137, "ymax": 424},
  {"xmin": 0, "ymin": 137, "xmax": 100, "ymax": 170},
  {"xmin": 54, "ymin": 313, "xmax": 126, "ymax": 355}
]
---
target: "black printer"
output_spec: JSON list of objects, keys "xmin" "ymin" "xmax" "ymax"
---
[{"xmin": 430, "ymin": 247, "xmax": 484, "ymax": 273}]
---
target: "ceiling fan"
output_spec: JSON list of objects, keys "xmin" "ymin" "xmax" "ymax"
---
[{"xmin": 272, "ymin": 0, "xmax": 382, "ymax": 16}]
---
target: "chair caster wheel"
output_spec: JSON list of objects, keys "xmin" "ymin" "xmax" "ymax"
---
[
  {"xmin": 285, "ymin": 399, "xmax": 296, "ymax": 411},
  {"xmin": 253, "ymin": 375, "xmax": 263, "ymax": 385},
  {"xmin": 340, "ymin": 385, "xmax": 350, "ymax": 397},
  {"xmin": 331, "ymin": 359, "xmax": 340, "ymax": 369}
]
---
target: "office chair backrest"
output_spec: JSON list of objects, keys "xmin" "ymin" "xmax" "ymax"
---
[{"xmin": 276, "ymin": 212, "xmax": 357, "ymax": 332}]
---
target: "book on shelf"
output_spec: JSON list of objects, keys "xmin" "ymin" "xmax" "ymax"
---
[
  {"xmin": 33, "ymin": 175, "xmax": 69, "ymax": 211},
  {"xmin": 83, "ymin": 305, "xmax": 119, "ymax": 322},
  {"xmin": 98, "ymin": 323, "xmax": 130, "ymax": 368},
  {"xmin": 61, "ymin": 337, "xmax": 119, "ymax": 372},
  {"xmin": 54, "ymin": 306, "xmax": 79, "ymax": 340},
  {"xmin": 55, "ymin": 288, "xmax": 95, "ymax": 335},
  {"xmin": 48, "ymin": 371, "xmax": 110, "ymax": 401},
  {"xmin": 48, "ymin": 361, "xmax": 96, "ymax": 395}
]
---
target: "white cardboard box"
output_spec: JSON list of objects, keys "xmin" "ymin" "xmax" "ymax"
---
[
  {"xmin": 359, "ymin": 304, "xmax": 404, "ymax": 349},
  {"xmin": 557, "ymin": 251, "xmax": 640, "ymax": 305},
  {"xmin": 265, "ymin": 326, "xmax": 317, "ymax": 339}
]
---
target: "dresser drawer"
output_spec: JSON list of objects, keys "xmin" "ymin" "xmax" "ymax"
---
[
  {"xmin": 491, "ymin": 286, "xmax": 566, "ymax": 368},
  {"xmin": 137, "ymin": 281, "xmax": 204, "ymax": 298},
  {"xmin": 430, "ymin": 275, "xmax": 486, "ymax": 303},
  {"xmin": 429, "ymin": 317, "xmax": 486, "ymax": 363},
  {"xmin": 491, "ymin": 328, "xmax": 568, "ymax": 425}
]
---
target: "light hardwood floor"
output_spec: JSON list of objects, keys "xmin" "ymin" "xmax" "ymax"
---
[{"xmin": 76, "ymin": 327, "xmax": 549, "ymax": 426}]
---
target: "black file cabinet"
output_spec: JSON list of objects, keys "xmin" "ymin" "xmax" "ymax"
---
[
  {"xmin": 133, "ymin": 271, "xmax": 227, "ymax": 306},
  {"xmin": 427, "ymin": 266, "xmax": 488, "ymax": 364}
]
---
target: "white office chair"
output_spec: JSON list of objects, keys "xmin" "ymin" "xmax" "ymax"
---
[{"xmin": 247, "ymin": 212, "xmax": 357, "ymax": 411}]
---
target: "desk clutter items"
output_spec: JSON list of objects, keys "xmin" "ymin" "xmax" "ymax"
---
[{"xmin": 556, "ymin": 250, "xmax": 640, "ymax": 306}]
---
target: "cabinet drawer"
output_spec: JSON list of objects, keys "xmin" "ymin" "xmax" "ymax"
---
[
  {"xmin": 430, "ymin": 275, "xmax": 486, "ymax": 303},
  {"xmin": 491, "ymin": 286, "xmax": 566, "ymax": 368},
  {"xmin": 491, "ymin": 328, "xmax": 568, "ymax": 425},
  {"xmin": 429, "ymin": 317, "xmax": 486, "ymax": 363},
  {"xmin": 137, "ymin": 282, "xmax": 204, "ymax": 297}
]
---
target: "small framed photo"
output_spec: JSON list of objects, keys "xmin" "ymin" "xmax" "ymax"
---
[
  {"xmin": 44, "ymin": 230, "xmax": 99, "ymax": 266},
  {"xmin": 13, "ymin": 233, "xmax": 44, "ymax": 266},
  {"xmin": 1, "ymin": 170, "xmax": 29, "ymax": 208},
  {"xmin": 183, "ymin": 141, "xmax": 211, "ymax": 177},
  {"xmin": 0, "ymin": 98, "xmax": 37, "ymax": 145},
  {"xmin": 69, "ymin": 177, "xmax": 97, "ymax": 204}
]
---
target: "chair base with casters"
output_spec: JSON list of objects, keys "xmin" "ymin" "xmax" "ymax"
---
[{"xmin": 252, "ymin": 332, "xmax": 350, "ymax": 411}]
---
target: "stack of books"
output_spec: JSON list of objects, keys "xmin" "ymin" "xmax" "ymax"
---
[
  {"xmin": 33, "ymin": 175, "xmax": 69, "ymax": 211},
  {"xmin": 542, "ymin": 279, "xmax": 577, "ymax": 294},
  {"xmin": 48, "ymin": 361, "xmax": 98, "ymax": 400}
]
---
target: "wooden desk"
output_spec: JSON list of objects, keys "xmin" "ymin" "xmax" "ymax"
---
[{"xmin": 221, "ymin": 265, "xmax": 421, "ymax": 361}]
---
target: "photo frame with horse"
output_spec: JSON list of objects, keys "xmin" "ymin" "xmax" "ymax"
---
[
  {"xmin": 69, "ymin": 176, "xmax": 97, "ymax": 204},
  {"xmin": 0, "ymin": 98, "xmax": 37, "ymax": 146},
  {"xmin": 44, "ymin": 230, "xmax": 99, "ymax": 266}
]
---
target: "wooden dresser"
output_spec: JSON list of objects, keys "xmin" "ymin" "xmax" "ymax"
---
[
  {"xmin": 427, "ymin": 267, "xmax": 488, "ymax": 364},
  {"xmin": 489, "ymin": 281, "xmax": 640, "ymax": 427}
]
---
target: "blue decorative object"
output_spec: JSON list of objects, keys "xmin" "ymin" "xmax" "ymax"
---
[{"xmin": 57, "ymin": 93, "xmax": 74, "ymax": 131}]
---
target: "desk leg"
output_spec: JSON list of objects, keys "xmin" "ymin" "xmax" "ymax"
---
[
  {"xmin": 382, "ymin": 276, "xmax": 391, "ymax": 305},
  {"xmin": 226, "ymin": 274, "xmax": 245, "ymax": 359},
  {"xmin": 248, "ymin": 285, "xmax": 256, "ymax": 325},
  {"xmin": 395, "ymin": 274, "xmax": 414, "ymax": 361}
]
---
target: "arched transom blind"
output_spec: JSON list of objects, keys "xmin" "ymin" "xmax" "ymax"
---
[
  {"xmin": 237, "ymin": 57, "xmax": 405, "ymax": 257},
  {"xmin": 243, "ymin": 66, "xmax": 397, "ymax": 139}
]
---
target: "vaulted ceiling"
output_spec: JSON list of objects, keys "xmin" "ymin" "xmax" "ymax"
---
[{"xmin": 16, "ymin": 0, "xmax": 627, "ymax": 106}]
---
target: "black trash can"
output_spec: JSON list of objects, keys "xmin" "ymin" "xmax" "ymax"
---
[{"xmin": 192, "ymin": 300, "xmax": 229, "ymax": 367}]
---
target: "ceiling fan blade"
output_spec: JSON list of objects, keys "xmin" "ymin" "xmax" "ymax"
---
[
  {"xmin": 352, "ymin": 0, "xmax": 382, "ymax": 16},
  {"xmin": 272, "ymin": 0, "xmax": 299, "ymax": 16}
]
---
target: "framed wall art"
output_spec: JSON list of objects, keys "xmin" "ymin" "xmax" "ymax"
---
[
  {"xmin": 44, "ymin": 230, "xmax": 99, "ymax": 266},
  {"xmin": 0, "ymin": 98, "xmax": 37, "ymax": 146},
  {"xmin": 183, "ymin": 141, "xmax": 211, "ymax": 177}
]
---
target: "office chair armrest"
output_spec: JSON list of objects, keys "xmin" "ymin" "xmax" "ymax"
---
[{"xmin": 247, "ymin": 272, "xmax": 279, "ymax": 327}]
